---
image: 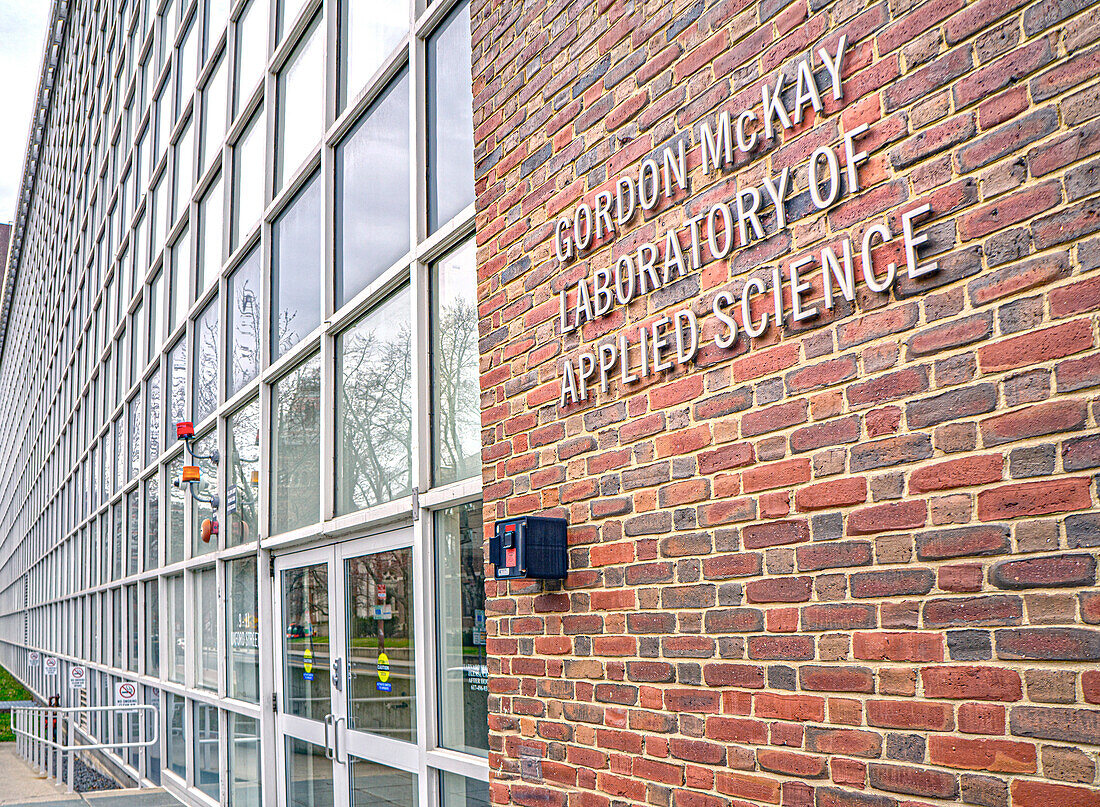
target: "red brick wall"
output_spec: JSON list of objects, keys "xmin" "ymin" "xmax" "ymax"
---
[{"xmin": 470, "ymin": 1, "xmax": 1100, "ymax": 806}]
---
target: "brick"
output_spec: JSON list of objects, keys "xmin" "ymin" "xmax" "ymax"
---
[
  {"xmin": 977, "ymin": 477, "xmax": 1093, "ymax": 520},
  {"xmin": 957, "ymin": 180, "xmax": 1061, "ymax": 241},
  {"xmin": 1011, "ymin": 781, "xmax": 1100, "ymax": 807},
  {"xmin": 923, "ymin": 595, "xmax": 1023, "ymax": 628},
  {"xmin": 907, "ymin": 383, "xmax": 998, "ymax": 429},
  {"xmin": 854, "ymin": 631, "xmax": 944, "ymax": 662},
  {"xmin": 995, "ymin": 628, "xmax": 1100, "ymax": 660},
  {"xmin": 991, "ymin": 554, "xmax": 1097, "ymax": 589},
  {"xmin": 928, "ymin": 736, "xmax": 1036, "ymax": 773},
  {"xmin": 868, "ymin": 762, "xmax": 958, "ymax": 799},
  {"xmin": 979, "ymin": 320, "xmax": 1094, "ymax": 374},
  {"xmin": 909, "ymin": 454, "xmax": 1003, "ymax": 493},
  {"xmin": 968, "ymin": 252, "xmax": 1070, "ymax": 306},
  {"xmin": 921, "ymin": 665, "xmax": 1022, "ymax": 700},
  {"xmin": 1011, "ymin": 705, "xmax": 1100, "ymax": 745},
  {"xmin": 742, "ymin": 519, "xmax": 809, "ymax": 549},
  {"xmin": 795, "ymin": 477, "xmax": 867, "ymax": 511},
  {"xmin": 907, "ymin": 312, "xmax": 992, "ymax": 357},
  {"xmin": 850, "ymin": 434, "xmax": 933, "ymax": 472},
  {"xmin": 866, "ymin": 699, "xmax": 953, "ymax": 731},
  {"xmin": 847, "ymin": 500, "xmax": 927, "ymax": 535},
  {"xmin": 980, "ymin": 399, "xmax": 1087, "ymax": 446}
]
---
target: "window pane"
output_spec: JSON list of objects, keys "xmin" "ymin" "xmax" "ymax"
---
[
  {"xmin": 113, "ymin": 503, "xmax": 124, "ymax": 580},
  {"xmin": 129, "ymin": 393, "xmax": 144, "ymax": 480},
  {"xmin": 440, "ymin": 772, "xmax": 491, "ymax": 807},
  {"xmin": 431, "ymin": 239, "xmax": 479, "ymax": 485},
  {"xmin": 199, "ymin": 175, "xmax": 224, "ymax": 293},
  {"xmin": 277, "ymin": 19, "xmax": 323, "ymax": 189},
  {"xmin": 436, "ymin": 502, "xmax": 487, "ymax": 756},
  {"xmin": 350, "ymin": 759, "xmax": 415, "ymax": 807},
  {"xmin": 229, "ymin": 714, "xmax": 261, "ymax": 807},
  {"xmin": 345, "ymin": 547, "xmax": 414, "ymax": 741},
  {"xmin": 236, "ymin": 0, "xmax": 269, "ymax": 107},
  {"xmin": 177, "ymin": 15, "xmax": 199, "ymax": 108},
  {"xmin": 228, "ymin": 398, "xmax": 260, "ymax": 546},
  {"xmin": 145, "ymin": 477, "xmax": 160, "ymax": 569},
  {"xmin": 340, "ymin": 0, "xmax": 406, "ymax": 110},
  {"xmin": 202, "ymin": 55, "xmax": 227, "ymax": 174},
  {"xmin": 233, "ymin": 108, "xmax": 265, "ymax": 250},
  {"xmin": 168, "ymin": 337, "xmax": 188, "ymax": 442},
  {"xmin": 149, "ymin": 270, "xmax": 163, "ymax": 358},
  {"xmin": 195, "ymin": 566, "xmax": 217, "ymax": 689},
  {"xmin": 127, "ymin": 490, "xmax": 141, "ymax": 575},
  {"xmin": 166, "ymin": 574, "xmax": 185, "ymax": 682},
  {"xmin": 170, "ymin": 227, "xmax": 192, "ymax": 331},
  {"xmin": 229, "ymin": 247, "xmax": 262, "ymax": 396},
  {"xmin": 194, "ymin": 702, "xmax": 220, "ymax": 799},
  {"xmin": 427, "ymin": 1, "xmax": 474, "ymax": 232},
  {"xmin": 271, "ymin": 354, "xmax": 320, "ymax": 533},
  {"xmin": 191, "ymin": 431, "xmax": 219, "ymax": 557},
  {"xmin": 272, "ymin": 171, "xmax": 322, "ymax": 359},
  {"xmin": 282, "ymin": 563, "xmax": 329, "ymax": 720},
  {"xmin": 286, "ymin": 737, "xmax": 333, "ymax": 807},
  {"xmin": 145, "ymin": 580, "xmax": 160, "ymax": 676},
  {"xmin": 167, "ymin": 456, "xmax": 186, "ymax": 564},
  {"xmin": 336, "ymin": 287, "xmax": 411, "ymax": 513},
  {"xmin": 229, "ymin": 557, "xmax": 259, "ymax": 702},
  {"xmin": 166, "ymin": 693, "xmax": 185, "ymax": 777},
  {"xmin": 145, "ymin": 687, "xmax": 162, "ymax": 783},
  {"xmin": 173, "ymin": 116, "xmax": 195, "ymax": 220},
  {"xmin": 147, "ymin": 367, "xmax": 162, "ymax": 466},
  {"xmin": 193, "ymin": 295, "xmax": 219, "ymax": 422},
  {"xmin": 336, "ymin": 71, "xmax": 409, "ymax": 306}
]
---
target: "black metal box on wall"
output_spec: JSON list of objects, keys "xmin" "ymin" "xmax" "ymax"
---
[{"xmin": 490, "ymin": 516, "xmax": 568, "ymax": 580}]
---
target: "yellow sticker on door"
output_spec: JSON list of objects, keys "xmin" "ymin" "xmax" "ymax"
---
[{"xmin": 377, "ymin": 652, "xmax": 392, "ymax": 692}]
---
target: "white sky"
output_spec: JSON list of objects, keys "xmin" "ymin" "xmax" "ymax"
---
[{"xmin": 0, "ymin": 0, "xmax": 52, "ymax": 225}]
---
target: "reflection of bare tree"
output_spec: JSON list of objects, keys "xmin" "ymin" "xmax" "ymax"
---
[
  {"xmin": 338, "ymin": 293, "xmax": 412, "ymax": 512},
  {"xmin": 230, "ymin": 256, "xmax": 261, "ymax": 396},
  {"xmin": 274, "ymin": 357, "xmax": 321, "ymax": 533},
  {"xmin": 229, "ymin": 400, "xmax": 260, "ymax": 545},
  {"xmin": 434, "ymin": 294, "xmax": 479, "ymax": 484},
  {"xmin": 194, "ymin": 303, "xmax": 219, "ymax": 422}
]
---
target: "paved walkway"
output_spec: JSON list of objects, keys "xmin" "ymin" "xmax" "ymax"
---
[{"xmin": 0, "ymin": 745, "xmax": 179, "ymax": 807}]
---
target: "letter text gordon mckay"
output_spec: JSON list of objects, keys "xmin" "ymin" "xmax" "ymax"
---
[{"xmin": 552, "ymin": 34, "xmax": 941, "ymax": 409}]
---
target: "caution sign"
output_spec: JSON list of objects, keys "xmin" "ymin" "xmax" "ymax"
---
[
  {"xmin": 69, "ymin": 665, "xmax": 87, "ymax": 690},
  {"xmin": 376, "ymin": 652, "xmax": 391, "ymax": 692},
  {"xmin": 303, "ymin": 648, "xmax": 314, "ymax": 681},
  {"xmin": 115, "ymin": 681, "xmax": 139, "ymax": 708},
  {"xmin": 43, "ymin": 656, "xmax": 59, "ymax": 676},
  {"xmin": 28, "ymin": 651, "xmax": 40, "ymax": 667}
]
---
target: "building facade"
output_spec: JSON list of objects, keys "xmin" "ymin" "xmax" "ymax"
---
[
  {"xmin": 471, "ymin": 3, "xmax": 1100, "ymax": 807},
  {"xmin": 0, "ymin": 0, "xmax": 488, "ymax": 805},
  {"xmin": 4, "ymin": 0, "xmax": 1100, "ymax": 806}
]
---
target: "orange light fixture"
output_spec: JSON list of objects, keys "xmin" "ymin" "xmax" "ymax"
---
[{"xmin": 182, "ymin": 465, "xmax": 201, "ymax": 483}]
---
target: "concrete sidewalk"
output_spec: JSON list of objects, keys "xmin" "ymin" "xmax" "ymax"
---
[{"xmin": 0, "ymin": 745, "xmax": 179, "ymax": 807}]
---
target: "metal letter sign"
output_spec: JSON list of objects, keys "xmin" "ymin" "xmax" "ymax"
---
[
  {"xmin": 43, "ymin": 656, "xmax": 59, "ymax": 676},
  {"xmin": 115, "ymin": 681, "xmax": 139, "ymax": 708},
  {"xmin": 28, "ymin": 651, "xmax": 40, "ymax": 667},
  {"xmin": 69, "ymin": 665, "xmax": 87, "ymax": 690}
]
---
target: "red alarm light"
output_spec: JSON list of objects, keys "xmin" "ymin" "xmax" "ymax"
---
[{"xmin": 177, "ymin": 421, "xmax": 195, "ymax": 439}]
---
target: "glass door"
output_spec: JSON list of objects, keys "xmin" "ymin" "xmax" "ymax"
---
[
  {"xmin": 276, "ymin": 546, "xmax": 345, "ymax": 807},
  {"xmin": 275, "ymin": 528, "xmax": 418, "ymax": 807},
  {"xmin": 339, "ymin": 532, "xmax": 419, "ymax": 807}
]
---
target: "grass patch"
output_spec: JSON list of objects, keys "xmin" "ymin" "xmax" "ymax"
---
[
  {"xmin": 0, "ymin": 665, "xmax": 31, "ymax": 701},
  {"xmin": 0, "ymin": 712, "xmax": 11, "ymax": 743}
]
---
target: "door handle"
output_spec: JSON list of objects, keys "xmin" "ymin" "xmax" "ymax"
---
[
  {"xmin": 323, "ymin": 713, "xmax": 334, "ymax": 760},
  {"xmin": 333, "ymin": 716, "xmax": 346, "ymax": 764},
  {"xmin": 331, "ymin": 657, "xmax": 343, "ymax": 692}
]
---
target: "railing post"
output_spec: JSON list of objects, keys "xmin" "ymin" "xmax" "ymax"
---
[
  {"xmin": 35, "ymin": 709, "xmax": 43, "ymax": 773},
  {"xmin": 66, "ymin": 711, "xmax": 75, "ymax": 793}
]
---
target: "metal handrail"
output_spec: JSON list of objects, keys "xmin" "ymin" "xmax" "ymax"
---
[{"xmin": 12, "ymin": 704, "xmax": 159, "ymax": 793}]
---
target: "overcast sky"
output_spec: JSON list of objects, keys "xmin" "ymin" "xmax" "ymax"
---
[{"xmin": 0, "ymin": 0, "xmax": 51, "ymax": 225}]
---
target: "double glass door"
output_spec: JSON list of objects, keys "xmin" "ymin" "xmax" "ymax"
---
[{"xmin": 276, "ymin": 530, "xmax": 420, "ymax": 807}]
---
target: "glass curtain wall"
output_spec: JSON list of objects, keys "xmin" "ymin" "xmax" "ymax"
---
[{"xmin": 0, "ymin": 0, "xmax": 480, "ymax": 804}]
